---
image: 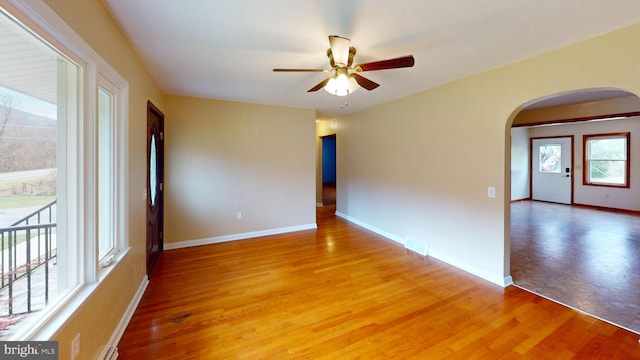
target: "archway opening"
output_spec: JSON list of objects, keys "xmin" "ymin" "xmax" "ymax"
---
[{"xmin": 506, "ymin": 87, "xmax": 640, "ymax": 334}]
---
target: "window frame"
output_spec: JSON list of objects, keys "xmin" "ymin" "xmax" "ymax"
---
[
  {"xmin": 97, "ymin": 78, "xmax": 123, "ymax": 268},
  {"xmin": 95, "ymin": 74, "xmax": 129, "ymax": 275},
  {"xmin": 2, "ymin": 0, "xmax": 130, "ymax": 340},
  {"xmin": 582, "ymin": 132, "xmax": 630, "ymax": 188}
]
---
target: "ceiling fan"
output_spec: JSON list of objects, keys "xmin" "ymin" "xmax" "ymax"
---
[{"xmin": 273, "ymin": 35, "xmax": 415, "ymax": 96}]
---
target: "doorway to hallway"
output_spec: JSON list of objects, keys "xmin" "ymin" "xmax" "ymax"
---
[{"xmin": 321, "ymin": 134, "xmax": 336, "ymax": 206}]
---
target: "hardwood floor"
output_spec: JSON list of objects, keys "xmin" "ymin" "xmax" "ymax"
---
[
  {"xmin": 511, "ymin": 200, "xmax": 640, "ymax": 334},
  {"xmin": 322, "ymin": 182, "xmax": 336, "ymax": 206},
  {"xmin": 118, "ymin": 205, "xmax": 640, "ymax": 359}
]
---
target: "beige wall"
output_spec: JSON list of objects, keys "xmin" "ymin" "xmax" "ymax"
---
[
  {"xmin": 336, "ymin": 22, "xmax": 640, "ymax": 286},
  {"xmin": 164, "ymin": 95, "xmax": 316, "ymax": 245},
  {"xmin": 37, "ymin": 0, "xmax": 164, "ymax": 358}
]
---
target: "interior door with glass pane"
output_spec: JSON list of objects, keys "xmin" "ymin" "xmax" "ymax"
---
[{"xmin": 531, "ymin": 137, "xmax": 572, "ymax": 204}]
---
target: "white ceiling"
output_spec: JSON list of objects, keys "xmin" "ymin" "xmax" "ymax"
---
[{"xmin": 102, "ymin": 0, "xmax": 640, "ymax": 118}]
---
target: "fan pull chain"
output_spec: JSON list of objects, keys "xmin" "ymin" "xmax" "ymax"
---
[{"xmin": 340, "ymin": 89, "xmax": 349, "ymax": 109}]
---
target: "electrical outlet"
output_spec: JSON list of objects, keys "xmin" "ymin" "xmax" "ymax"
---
[
  {"xmin": 487, "ymin": 186, "xmax": 496, "ymax": 199},
  {"xmin": 71, "ymin": 333, "xmax": 80, "ymax": 360},
  {"xmin": 236, "ymin": 212, "xmax": 242, "ymax": 220}
]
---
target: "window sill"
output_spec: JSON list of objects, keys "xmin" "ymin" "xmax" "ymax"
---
[
  {"xmin": 10, "ymin": 247, "xmax": 131, "ymax": 341},
  {"xmin": 582, "ymin": 182, "xmax": 630, "ymax": 189}
]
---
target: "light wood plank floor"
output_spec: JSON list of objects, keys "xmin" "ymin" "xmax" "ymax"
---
[
  {"xmin": 511, "ymin": 200, "xmax": 640, "ymax": 333},
  {"xmin": 118, "ymin": 206, "xmax": 640, "ymax": 359}
]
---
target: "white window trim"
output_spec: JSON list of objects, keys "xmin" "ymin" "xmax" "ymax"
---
[
  {"xmin": 97, "ymin": 76, "xmax": 129, "ymax": 273},
  {"xmin": 2, "ymin": 0, "xmax": 130, "ymax": 340}
]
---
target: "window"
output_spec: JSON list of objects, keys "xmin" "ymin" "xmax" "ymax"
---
[
  {"xmin": 0, "ymin": 1, "xmax": 129, "ymax": 340},
  {"xmin": 96, "ymin": 76, "xmax": 127, "ymax": 271},
  {"xmin": 583, "ymin": 132, "xmax": 630, "ymax": 187},
  {"xmin": 0, "ymin": 7, "xmax": 81, "ymax": 339},
  {"xmin": 98, "ymin": 85, "xmax": 115, "ymax": 262}
]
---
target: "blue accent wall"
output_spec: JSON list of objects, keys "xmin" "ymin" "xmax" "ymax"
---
[{"xmin": 322, "ymin": 136, "xmax": 336, "ymax": 183}]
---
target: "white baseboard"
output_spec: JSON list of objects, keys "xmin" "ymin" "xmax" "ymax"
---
[
  {"xmin": 107, "ymin": 275, "xmax": 149, "ymax": 346},
  {"xmin": 428, "ymin": 249, "xmax": 513, "ymax": 287},
  {"xmin": 164, "ymin": 223, "xmax": 318, "ymax": 250},
  {"xmin": 335, "ymin": 211, "xmax": 407, "ymax": 246},
  {"xmin": 503, "ymin": 275, "xmax": 514, "ymax": 287},
  {"xmin": 405, "ymin": 238, "xmax": 429, "ymax": 256},
  {"xmin": 335, "ymin": 211, "xmax": 512, "ymax": 288}
]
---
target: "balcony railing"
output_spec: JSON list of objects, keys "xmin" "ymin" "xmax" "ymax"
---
[{"xmin": 0, "ymin": 200, "xmax": 56, "ymax": 316}]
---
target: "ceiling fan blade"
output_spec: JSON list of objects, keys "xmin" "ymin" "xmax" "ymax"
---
[
  {"xmin": 355, "ymin": 55, "xmax": 415, "ymax": 72},
  {"xmin": 329, "ymin": 35, "xmax": 350, "ymax": 66},
  {"xmin": 273, "ymin": 68, "xmax": 328, "ymax": 72},
  {"xmin": 351, "ymin": 73, "xmax": 379, "ymax": 91},
  {"xmin": 307, "ymin": 77, "xmax": 331, "ymax": 92}
]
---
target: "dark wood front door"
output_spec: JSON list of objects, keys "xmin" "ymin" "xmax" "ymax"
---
[{"xmin": 147, "ymin": 101, "xmax": 164, "ymax": 276}]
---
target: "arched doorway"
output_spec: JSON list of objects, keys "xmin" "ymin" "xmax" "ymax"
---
[{"xmin": 506, "ymin": 87, "xmax": 640, "ymax": 334}]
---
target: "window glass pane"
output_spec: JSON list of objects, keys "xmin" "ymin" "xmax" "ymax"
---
[
  {"xmin": 98, "ymin": 87, "xmax": 113, "ymax": 259},
  {"xmin": 589, "ymin": 160, "xmax": 626, "ymax": 184},
  {"xmin": 149, "ymin": 134, "xmax": 157, "ymax": 206},
  {"xmin": 539, "ymin": 144, "xmax": 561, "ymax": 173},
  {"xmin": 588, "ymin": 138, "xmax": 627, "ymax": 160},
  {"xmin": 0, "ymin": 9, "xmax": 79, "ymax": 339}
]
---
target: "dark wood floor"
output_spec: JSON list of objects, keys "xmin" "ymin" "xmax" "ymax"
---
[
  {"xmin": 511, "ymin": 200, "xmax": 640, "ymax": 334},
  {"xmin": 322, "ymin": 182, "xmax": 336, "ymax": 206},
  {"xmin": 118, "ymin": 205, "xmax": 640, "ymax": 359}
]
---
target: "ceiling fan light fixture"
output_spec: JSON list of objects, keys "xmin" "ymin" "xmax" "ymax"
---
[
  {"xmin": 274, "ymin": 35, "xmax": 414, "ymax": 96},
  {"xmin": 324, "ymin": 72, "xmax": 359, "ymax": 96}
]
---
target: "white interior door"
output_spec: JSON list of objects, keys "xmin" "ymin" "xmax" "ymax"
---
[{"xmin": 531, "ymin": 137, "xmax": 572, "ymax": 204}]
